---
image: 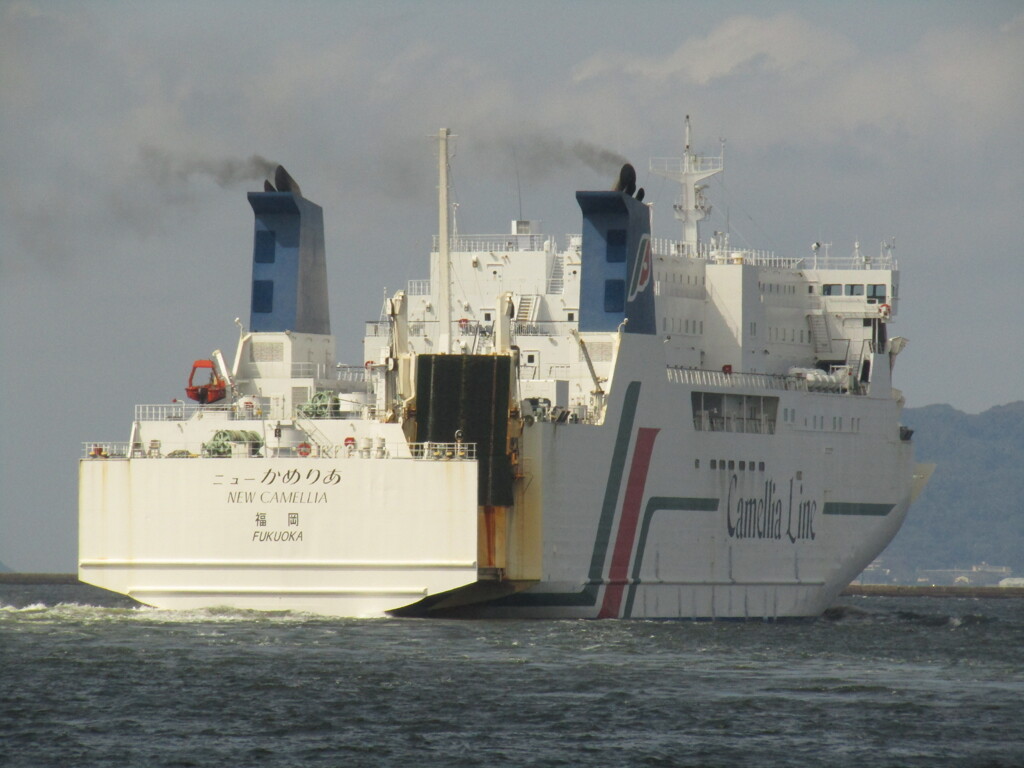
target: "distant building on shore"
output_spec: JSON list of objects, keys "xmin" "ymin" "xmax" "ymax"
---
[{"xmin": 916, "ymin": 563, "xmax": 1013, "ymax": 587}]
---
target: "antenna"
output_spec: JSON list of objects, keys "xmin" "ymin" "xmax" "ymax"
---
[{"xmin": 512, "ymin": 146, "xmax": 523, "ymax": 221}]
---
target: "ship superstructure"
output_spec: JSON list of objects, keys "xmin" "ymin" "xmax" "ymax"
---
[{"xmin": 80, "ymin": 122, "xmax": 928, "ymax": 618}]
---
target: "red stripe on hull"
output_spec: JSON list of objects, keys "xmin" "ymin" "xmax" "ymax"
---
[{"xmin": 598, "ymin": 427, "xmax": 660, "ymax": 618}]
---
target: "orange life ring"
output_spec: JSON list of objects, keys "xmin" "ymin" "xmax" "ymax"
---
[
  {"xmin": 297, "ymin": 442, "xmax": 312, "ymax": 457},
  {"xmin": 879, "ymin": 303, "xmax": 892, "ymax": 317},
  {"xmin": 344, "ymin": 437, "xmax": 356, "ymax": 448},
  {"xmin": 458, "ymin": 318, "xmax": 470, "ymax": 331},
  {"xmin": 364, "ymin": 360, "xmax": 374, "ymax": 369}
]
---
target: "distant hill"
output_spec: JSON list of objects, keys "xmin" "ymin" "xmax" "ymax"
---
[
  {"xmin": 0, "ymin": 560, "xmax": 12, "ymax": 573},
  {"xmin": 883, "ymin": 401, "xmax": 1024, "ymax": 576}
]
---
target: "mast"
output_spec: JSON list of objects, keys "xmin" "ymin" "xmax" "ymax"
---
[
  {"xmin": 649, "ymin": 115, "xmax": 724, "ymax": 255},
  {"xmin": 436, "ymin": 128, "xmax": 452, "ymax": 354}
]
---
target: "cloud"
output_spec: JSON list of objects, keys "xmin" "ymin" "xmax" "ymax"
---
[{"xmin": 574, "ymin": 14, "xmax": 854, "ymax": 85}]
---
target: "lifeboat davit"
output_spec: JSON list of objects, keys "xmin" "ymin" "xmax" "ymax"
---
[{"xmin": 185, "ymin": 359, "xmax": 227, "ymax": 404}]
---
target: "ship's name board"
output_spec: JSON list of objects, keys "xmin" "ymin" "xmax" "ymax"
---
[
  {"xmin": 725, "ymin": 475, "xmax": 816, "ymax": 543},
  {"xmin": 250, "ymin": 510, "xmax": 306, "ymax": 543},
  {"xmin": 227, "ymin": 490, "xmax": 328, "ymax": 504}
]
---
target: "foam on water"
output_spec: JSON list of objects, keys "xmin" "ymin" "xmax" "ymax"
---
[{"xmin": 2, "ymin": 585, "xmax": 1022, "ymax": 767}]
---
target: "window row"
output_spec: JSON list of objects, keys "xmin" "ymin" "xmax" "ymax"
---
[
  {"xmin": 663, "ymin": 317, "xmax": 703, "ymax": 334},
  {"xmin": 697, "ymin": 458, "xmax": 766, "ymax": 472},
  {"xmin": 821, "ymin": 283, "xmax": 887, "ymax": 299},
  {"xmin": 691, "ymin": 392, "xmax": 779, "ymax": 434},
  {"xmin": 759, "ymin": 283, "xmax": 797, "ymax": 294}
]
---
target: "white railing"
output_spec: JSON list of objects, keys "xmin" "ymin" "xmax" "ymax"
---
[
  {"xmin": 668, "ymin": 366, "xmax": 863, "ymax": 395},
  {"xmin": 650, "ymin": 155, "xmax": 724, "ymax": 176},
  {"xmin": 83, "ymin": 440, "xmax": 478, "ymax": 461},
  {"xmin": 407, "ymin": 279, "xmax": 431, "ymax": 295},
  {"xmin": 650, "ymin": 238, "xmax": 805, "ymax": 269},
  {"xmin": 336, "ymin": 365, "xmax": 369, "ymax": 383},
  {"xmin": 81, "ymin": 442, "xmax": 132, "ymax": 459},
  {"xmin": 291, "ymin": 362, "xmax": 336, "ymax": 379},
  {"xmin": 805, "ymin": 253, "xmax": 897, "ymax": 270},
  {"xmin": 649, "ymin": 238, "xmax": 895, "ymax": 271},
  {"xmin": 135, "ymin": 403, "xmax": 235, "ymax": 421},
  {"xmin": 409, "ymin": 442, "xmax": 477, "ymax": 460},
  {"xmin": 667, "ymin": 367, "xmax": 804, "ymax": 392},
  {"xmin": 436, "ymin": 234, "xmax": 549, "ymax": 252}
]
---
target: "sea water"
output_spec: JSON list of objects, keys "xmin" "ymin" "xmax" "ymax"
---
[{"xmin": 1, "ymin": 584, "xmax": 1021, "ymax": 767}]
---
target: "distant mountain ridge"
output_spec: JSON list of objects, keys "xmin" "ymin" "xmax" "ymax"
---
[{"xmin": 883, "ymin": 401, "xmax": 1024, "ymax": 576}]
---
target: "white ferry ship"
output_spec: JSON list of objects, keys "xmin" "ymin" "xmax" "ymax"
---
[{"xmin": 79, "ymin": 122, "xmax": 931, "ymax": 618}]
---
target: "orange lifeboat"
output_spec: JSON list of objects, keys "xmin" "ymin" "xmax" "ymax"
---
[{"xmin": 185, "ymin": 360, "xmax": 227, "ymax": 404}]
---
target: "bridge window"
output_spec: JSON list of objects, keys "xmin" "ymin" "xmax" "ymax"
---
[
  {"xmin": 868, "ymin": 284, "xmax": 887, "ymax": 301},
  {"xmin": 845, "ymin": 284, "xmax": 865, "ymax": 296},
  {"xmin": 823, "ymin": 284, "xmax": 841, "ymax": 296},
  {"xmin": 691, "ymin": 391, "xmax": 779, "ymax": 434}
]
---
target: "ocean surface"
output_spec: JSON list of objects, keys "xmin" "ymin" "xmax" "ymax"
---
[{"xmin": 1, "ymin": 585, "xmax": 1021, "ymax": 768}]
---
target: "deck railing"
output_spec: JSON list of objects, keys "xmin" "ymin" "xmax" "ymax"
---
[{"xmin": 83, "ymin": 440, "xmax": 478, "ymax": 461}]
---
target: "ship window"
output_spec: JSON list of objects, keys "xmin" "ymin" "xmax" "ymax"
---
[
  {"xmin": 728, "ymin": 460, "xmax": 735, "ymax": 470},
  {"xmin": 694, "ymin": 459, "xmax": 700, "ymax": 469},
  {"xmin": 252, "ymin": 280, "xmax": 274, "ymax": 313},
  {"xmin": 759, "ymin": 461, "xmax": 765, "ymax": 471},
  {"xmin": 845, "ymin": 284, "xmax": 865, "ymax": 296},
  {"xmin": 710, "ymin": 459, "xmax": 717, "ymax": 469},
  {"xmin": 823, "ymin": 284, "xmax": 841, "ymax": 296},
  {"xmin": 606, "ymin": 229, "xmax": 627, "ymax": 263},
  {"xmin": 254, "ymin": 230, "xmax": 276, "ymax": 263},
  {"xmin": 484, "ymin": 312, "xmax": 492, "ymax": 321},
  {"xmin": 719, "ymin": 459, "xmax": 726, "ymax": 469},
  {"xmin": 868, "ymin": 284, "xmax": 887, "ymax": 300},
  {"xmin": 739, "ymin": 461, "xmax": 746, "ymax": 471},
  {"xmin": 567, "ymin": 312, "xmax": 575, "ymax": 322},
  {"xmin": 604, "ymin": 280, "xmax": 625, "ymax": 312}
]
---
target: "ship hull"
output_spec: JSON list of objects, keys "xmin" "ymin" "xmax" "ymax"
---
[
  {"xmin": 79, "ymin": 457, "xmax": 480, "ymax": 617},
  {"xmin": 80, "ymin": 340, "xmax": 916, "ymax": 619}
]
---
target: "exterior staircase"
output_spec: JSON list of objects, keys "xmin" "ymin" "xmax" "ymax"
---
[
  {"xmin": 516, "ymin": 295, "xmax": 538, "ymax": 323},
  {"xmin": 806, "ymin": 313, "xmax": 832, "ymax": 355},
  {"xmin": 294, "ymin": 416, "xmax": 335, "ymax": 456},
  {"xmin": 546, "ymin": 254, "xmax": 564, "ymax": 294}
]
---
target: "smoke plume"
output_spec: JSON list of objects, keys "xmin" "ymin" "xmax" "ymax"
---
[
  {"xmin": 471, "ymin": 133, "xmax": 629, "ymax": 182},
  {"xmin": 139, "ymin": 146, "xmax": 277, "ymax": 188}
]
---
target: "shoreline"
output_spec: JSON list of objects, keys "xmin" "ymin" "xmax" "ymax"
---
[
  {"xmin": 0, "ymin": 573, "xmax": 80, "ymax": 584},
  {"xmin": 842, "ymin": 584, "xmax": 1024, "ymax": 598},
  {"xmin": 3, "ymin": 574, "xmax": 1023, "ymax": 598}
]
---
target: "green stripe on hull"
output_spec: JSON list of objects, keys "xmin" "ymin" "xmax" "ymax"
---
[
  {"xmin": 492, "ymin": 381, "xmax": 643, "ymax": 609},
  {"xmin": 587, "ymin": 381, "xmax": 642, "ymax": 583},
  {"xmin": 623, "ymin": 496, "xmax": 719, "ymax": 618},
  {"xmin": 823, "ymin": 502, "xmax": 895, "ymax": 517}
]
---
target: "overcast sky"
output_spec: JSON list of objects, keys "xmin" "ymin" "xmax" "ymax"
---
[{"xmin": 2, "ymin": 0, "xmax": 1022, "ymax": 572}]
